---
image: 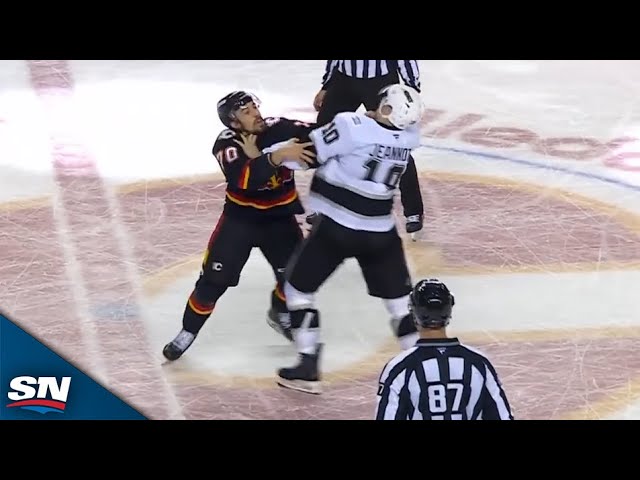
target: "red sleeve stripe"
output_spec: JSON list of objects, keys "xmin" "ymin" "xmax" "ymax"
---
[{"xmin": 238, "ymin": 163, "xmax": 251, "ymax": 189}]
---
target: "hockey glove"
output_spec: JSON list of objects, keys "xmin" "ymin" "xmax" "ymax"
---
[{"xmin": 405, "ymin": 214, "xmax": 423, "ymax": 234}]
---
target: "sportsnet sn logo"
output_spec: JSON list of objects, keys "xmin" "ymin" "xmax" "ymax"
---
[{"xmin": 5, "ymin": 376, "xmax": 71, "ymax": 414}]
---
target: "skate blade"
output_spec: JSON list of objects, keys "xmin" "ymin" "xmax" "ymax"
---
[{"xmin": 277, "ymin": 378, "xmax": 322, "ymax": 395}]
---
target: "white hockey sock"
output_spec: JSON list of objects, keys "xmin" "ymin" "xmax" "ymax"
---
[
  {"xmin": 294, "ymin": 309, "xmax": 320, "ymax": 355},
  {"xmin": 296, "ymin": 328, "xmax": 320, "ymax": 355}
]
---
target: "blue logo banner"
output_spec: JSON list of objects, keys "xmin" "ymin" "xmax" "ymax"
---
[{"xmin": 0, "ymin": 313, "xmax": 146, "ymax": 420}]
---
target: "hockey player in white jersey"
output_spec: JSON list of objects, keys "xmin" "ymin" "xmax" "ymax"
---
[{"xmin": 276, "ymin": 84, "xmax": 425, "ymax": 394}]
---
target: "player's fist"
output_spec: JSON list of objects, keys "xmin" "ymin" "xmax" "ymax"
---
[{"xmin": 272, "ymin": 138, "xmax": 316, "ymax": 167}]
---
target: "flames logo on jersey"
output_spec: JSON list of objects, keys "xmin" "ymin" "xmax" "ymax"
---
[{"xmin": 260, "ymin": 169, "xmax": 293, "ymax": 191}]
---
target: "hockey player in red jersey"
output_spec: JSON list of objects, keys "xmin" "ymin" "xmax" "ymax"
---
[{"xmin": 163, "ymin": 91, "xmax": 317, "ymax": 361}]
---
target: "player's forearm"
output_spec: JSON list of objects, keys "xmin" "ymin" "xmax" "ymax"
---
[
  {"xmin": 235, "ymin": 154, "xmax": 278, "ymax": 190},
  {"xmin": 399, "ymin": 156, "xmax": 424, "ymax": 217}
]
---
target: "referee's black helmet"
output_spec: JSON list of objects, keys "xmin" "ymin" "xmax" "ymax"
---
[{"xmin": 409, "ymin": 279, "xmax": 455, "ymax": 328}]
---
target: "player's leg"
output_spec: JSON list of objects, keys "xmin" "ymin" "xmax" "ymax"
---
[
  {"xmin": 162, "ymin": 214, "xmax": 254, "ymax": 361},
  {"xmin": 276, "ymin": 216, "xmax": 347, "ymax": 394},
  {"xmin": 356, "ymin": 228, "xmax": 419, "ymax": 350},
  {"xmin": 259, "ymin": 216, "xmax": 304, "ymax": 341}
]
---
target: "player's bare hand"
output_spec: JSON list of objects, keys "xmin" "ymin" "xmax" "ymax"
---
[
  {"xmin": 234, "ymin": 133, "xmax": 261, "ymax": 159},
  {"xmin": 281, "ymin": 139, "xmax": 316, "ymax": 166},
  {"xmin": 313, "ymin": 90, "xmax": 326, "ymax": 112},
  {"xmin": 272, "ymin": 139, "xmax": 316, "ymax": 166}
]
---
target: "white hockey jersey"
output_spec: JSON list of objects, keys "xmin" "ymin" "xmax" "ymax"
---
[{"xmin": 307, "ymin": 111, "xmax": 421, "ymax": 232}]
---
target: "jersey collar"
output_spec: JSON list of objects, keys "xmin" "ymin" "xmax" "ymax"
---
[{"xmin": 415, "ymin": 337, "xmax": 460, "ymax": 347}]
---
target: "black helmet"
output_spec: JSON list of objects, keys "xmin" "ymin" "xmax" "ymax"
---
[
  {"xmin": 409, "ymin": 279, "xmax": 455, "ymax": 329},
  {"xmin": 217, "ymin": 90, "xmax": 260, "ymax": 128}
]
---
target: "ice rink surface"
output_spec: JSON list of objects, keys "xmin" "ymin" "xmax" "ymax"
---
[{"xmin": 1, "ymin": 60, "xmax": 640, "ymax": 419}]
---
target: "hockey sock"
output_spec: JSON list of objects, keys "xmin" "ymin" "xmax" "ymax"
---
[
  {"xmin": 182, "ymin": 290, "xmax": 216, "ymax": 334},
  {"xmin": 290, "ymin": 308, "xmax": 320, "ymax": 355}
]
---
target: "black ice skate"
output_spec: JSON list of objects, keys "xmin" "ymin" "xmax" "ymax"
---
[
  {"xmin": 162, "ymin": 329, "xmax": 196, "ymax": 361},
  {"xmin": 306, "ymin": 212, "xmax": 319, "ymax": 226},
  {"xmin": 267, "ymin": 307, "xmax": 293, "ymax": 342},
  {"xmin": 276, "ymin": 344, "xmax": 323, "ymax": 394}
]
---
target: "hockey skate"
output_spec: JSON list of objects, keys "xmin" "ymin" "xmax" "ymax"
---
[
  {"xmin": 276, "ymin": 343, "xmax": 323, "ymax": 394},
  {"xmin": 267, "ymin": 307, "xmax": 293, "ymax": 342},
  {"xmin": 162, "ymin": 329, "xmax": 196, "ymax": 361},
  {"xmin": 306, "ymin": 212, "xmax": 319, "ymax": 226}
]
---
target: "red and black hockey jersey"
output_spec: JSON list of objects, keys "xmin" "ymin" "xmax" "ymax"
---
[{"xmin": 212, "ymin": 117, "xmax": 316, "ymax": 220}]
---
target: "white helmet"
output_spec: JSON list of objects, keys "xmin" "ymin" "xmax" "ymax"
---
[{"xmin": 376, "ymin": 84, "xmax": 424, "ymax": 129}]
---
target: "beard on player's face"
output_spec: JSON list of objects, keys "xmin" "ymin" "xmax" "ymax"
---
[
  {"xmin": 249, "ymin": 116, "xmax": 266, "ymax": 132},
  {"xmin": 236, "ymin": 102, "xmax": 266, "ymax": 132}
]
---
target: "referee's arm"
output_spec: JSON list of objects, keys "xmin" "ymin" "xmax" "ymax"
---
[
  {"xmin": 396, "ymin": 60, "xmax": 421, "ymax": 92},
  {"xmin": 320, "ymin": 60, "xmax": 338, "ymax": 89},
  {"xmin": 375, "ymin": 361, "xmax": 411, "ymax": 420},
  {"xmin": 479, "ymin": 361, "xmax": 514, "ymax": 420}
]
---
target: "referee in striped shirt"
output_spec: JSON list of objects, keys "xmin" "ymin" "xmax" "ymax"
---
[
  {"xmin": 313, "ymin": 61, "xmax": 421, "ymax": 122},
  {"xmin": 375, "ymin": 279, "xmax": 514, "ymax": 420},
  {"xmin": 311, "ymin": 60, "xmax": 425, "ymax": 234}
]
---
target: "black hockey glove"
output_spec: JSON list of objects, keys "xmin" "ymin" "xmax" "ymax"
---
[{"xmin": 405, "ymin": 214, "xmax": 423, "ymax": 234}]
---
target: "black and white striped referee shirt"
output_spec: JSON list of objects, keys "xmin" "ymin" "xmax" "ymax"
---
[
  {"xmin": 375, "ymin": 337, "xmax": 514, "ymax": 420},
  {"xmin": 321, "ymin": 60, "xmax": 421, "ymax": 92}
]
